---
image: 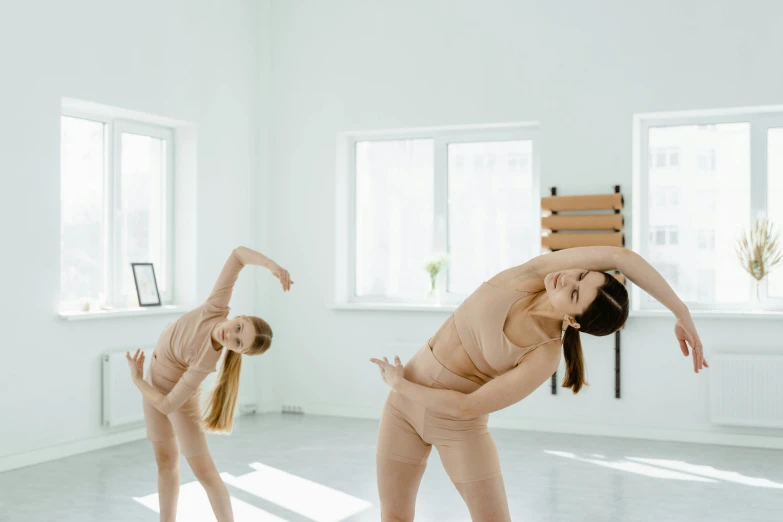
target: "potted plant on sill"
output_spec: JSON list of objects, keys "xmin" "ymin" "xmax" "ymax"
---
[
  {"xmin": 736, "ymin": 217, "xmax": 782, "ymax": 309},
  {"xmin": 424, "ymin": 253, "xmax": 450, "ymax": 304}
]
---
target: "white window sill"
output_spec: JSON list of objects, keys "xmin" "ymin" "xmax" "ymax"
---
[
  {"xmin": 630, "ymin": 309, "xmax": 783, "ymax": 320},
  {"xmin": 58, "ymin": 305, "xmax": 189, "ymax": 321},
  {"xmin": 330, "ymin": 302, "xmax": 458, "ymax": 313},
  {"xmin": 331, "ymin": 303, "xmax": 783, "ymax": 319}
]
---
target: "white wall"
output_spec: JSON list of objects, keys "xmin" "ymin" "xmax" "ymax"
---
[
  {"xmin": 0, "ymin": 0, "xmax": 270, "ymax": 470},
  {"xmin": 3, "ymin": 0, "xmax": 781, "ymax": 473},
  {"xmin": 261, "ymin": 0, "xmax": 783, "ymax": 447}
]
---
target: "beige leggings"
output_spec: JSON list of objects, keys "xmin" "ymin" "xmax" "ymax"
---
[
  {"xmin": 143, "ymin": 354, "xmax": 210, "ymax": 458},
  {"xmin": 376, "ymin": 343, "xmax": 502, "ymax": 484}
]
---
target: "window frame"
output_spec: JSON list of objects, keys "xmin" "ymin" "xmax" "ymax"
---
[
  {"xmin": 634, "ymin": 109, "xmax": 783, "ymax": 312},
  {"xmin": 60, "ymin": 110, "xmax": 175, "ymax": 311},
  {"xmin": 341, "ymin": 124, "xmax": 540, "ymax": 306}
]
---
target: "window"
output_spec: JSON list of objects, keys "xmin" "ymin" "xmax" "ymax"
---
[
  {"xmin": 655, "ymin": 149, "xmax": 666, "ymax": 167},
  {"xmin": 768, "ymin": 128, "xmax": 783, "ymax": 299},
  {"xmin": 656, "ymin": 263, "xmax": 679, "ymax": 286},
  {"xmin": 655, "ymin": 190, "xmax": 667, "ymax": 207},
  {"xmin": 697, "ymin": 229, "xmax": 715, "ymax": 250},
  {"xmin": 697, "ymin": 269, "xmax": 715, "ymax": 302},
  {"xmin": 60, "ymin": 117, "xmax": 106, "ymax": 308},
  {"xmin": 697, "ymin": 148, "xmax": 717, "ymax": 171},
  {"xmin": 637, "ymin": 109, "xmax": 783, "ymax": 310},
  {"xmin": 652, "ymin": 186, "xmax": 679, "ymax": 208},
  {"xmin": 355, "ymin": 139, "xmax": 433, "ymax": 299},
  {"xmin": 507, "ymin": 154, "xmax": 528, "ymax": 170},
  {"xmin": 669, "ymin": 149, "xmax": 680, "ymax": 167},
  {"xmin": 447, "ymin": 140, "xmax": 535, "ymax": 295},
  {"xmin": 348, "ymin": 126, "xmax": 538, "ymax": 303},
  {"xmin": 60, "ymin": 113, "xmax": 173, "ymax": 311},
  {"xmin": 650, "ymin": 226, "xmax": 678, "ymax": 246},
  {"xmin": 650, "ymin": 147, "xmax": 681, "ymax": 168}
]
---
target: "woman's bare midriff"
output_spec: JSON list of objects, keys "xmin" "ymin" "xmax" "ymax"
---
[{"xmin": 429, "ymin": 315, "xmax": 492, "ymax": 386}]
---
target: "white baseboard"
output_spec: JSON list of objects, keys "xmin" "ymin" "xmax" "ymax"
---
[
  {"xmin": 300, "ymin": 404, "xmax": 783, "ymax": 450},
  {"xmin": 257, "ymin": 400, "xmax": 282, "ymax": 414},
  {"xmin": 0, "ymin": 411, "xmax": 265, "ymax": 473},
  {"xmin": 302, "ymin": 403, "xmax": 381, "ymax": 420},
  {"xmin": 0, "ymin": 428, "xmax": 147, "ymax": 473},
  {"xmin": 487, "ymin": 417, "xmax": 783, "ymax": 450}
]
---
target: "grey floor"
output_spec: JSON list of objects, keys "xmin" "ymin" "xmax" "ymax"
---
[{"xmin": 1, "ymin": 413, "xmax": 782, "ymax": 522}]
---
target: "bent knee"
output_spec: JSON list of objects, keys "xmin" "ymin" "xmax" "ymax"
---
[
  {"xmin": 154, "ymin": 452, "xmax": 179, "ymax": 472},
  {"xmin": 153, "ymin": 442, "xmax": 180, "ymax": 471},
  {"xmin": 194, "ymin": 468, "xmax": 223, "ymax": 489},
  {"xmin": 381, "ymin": 506, "xmax": 415, "ymax": 522},
  {"xmin": 188, "ymin": 459, "xmax": 222, "ymax": 487}
]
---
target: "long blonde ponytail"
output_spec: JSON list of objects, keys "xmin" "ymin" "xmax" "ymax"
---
[{"xmin": 201, "ymin": 316, "xmax": 273, "ymax": 433}]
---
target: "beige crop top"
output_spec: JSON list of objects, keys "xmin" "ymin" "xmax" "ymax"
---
[
  {"xmin": 151, "ymin": 250, "xmax": 244, "ymax": 414},
  {"xmin": 453, "ymin": 281, "xmax": 561, "ymax": 379}
]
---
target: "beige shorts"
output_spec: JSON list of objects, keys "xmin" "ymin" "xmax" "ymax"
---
[
  {"xmin": 376, "ymin": 343, "xmax": 502, "ymax": 484},
  {"xmin": 143, "ymin": 354, "xmax": 209, "ymax": 458}
]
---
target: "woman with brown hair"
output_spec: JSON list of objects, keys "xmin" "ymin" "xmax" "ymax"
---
[
  {"xmin": 371, "ymin": 246, "xmax": 706, "ymax": 522},
  {"xmin": 126, "ymin": 246, "xmax": 292, "ymax": 522}
]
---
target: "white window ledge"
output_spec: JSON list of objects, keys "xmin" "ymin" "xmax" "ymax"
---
[
  {"xmin": 59, "ymin": 305, "xmax": 189, "ymax": 321},
  {"xmin": 331, "ymin": 303, "xmax": 783, "ymax": 319},
  {"xmin": 330, "ymin": 302, "xmax": 458, "ymax": 313},
  {"xmin": 630, "ymin": 309, "xmax": 783, "ymax": 320}
]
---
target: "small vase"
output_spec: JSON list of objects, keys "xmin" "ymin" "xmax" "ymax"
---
[
  {"xmin": 428, "ymin": 276, "xmax": 442, "ymax": 305},
  {"xmin": 751, "ymin": 280, "xmax": 764, "ymax": 311}
]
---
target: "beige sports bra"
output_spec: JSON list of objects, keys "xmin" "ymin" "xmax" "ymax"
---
[{"xmin": 453, "ymin": 281, "xmax": 561, "ymax": 378}]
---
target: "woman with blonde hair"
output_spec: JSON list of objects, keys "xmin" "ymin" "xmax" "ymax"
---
[{"xmin": 126, "ymin": 246, "xmax": 292, "ymax": 522}]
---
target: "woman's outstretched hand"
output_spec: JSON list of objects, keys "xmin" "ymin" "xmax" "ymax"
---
[
  {"xmin": 675, "ymin": 313, "xmax": 708, "ymax": 373},
  {"xmin": 369, "ymin": 356, "xmax": 405, "ymax": 391},
  {"xmin": 268, "ymin": 262, "xmax": 294, "ymax": 291},
  {"xmin": 126, "ymin": 349, "xmax": 145, "ymax": 383}
]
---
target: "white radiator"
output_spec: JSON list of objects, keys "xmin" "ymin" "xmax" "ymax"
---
[
  {"xmin": 102, "ymin": 348, "xmax": 154, "ymax": 428},
  {"xmin": 709, "ymin": 354, "xmax": 783, "ymax": 428}
]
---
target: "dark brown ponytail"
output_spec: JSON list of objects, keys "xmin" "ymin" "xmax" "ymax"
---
[
  {"xmin": 561, "ymin": 273, "xmax": 629, "ymax": 394},
  {"xmin": 562, "ymin": 326, "xmax": 586, "ymax": 393}
]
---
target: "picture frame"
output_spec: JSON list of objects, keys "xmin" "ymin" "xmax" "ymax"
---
[{"xmin": 131, "ymin": 263, "xmax": 161, "ymax": 307}]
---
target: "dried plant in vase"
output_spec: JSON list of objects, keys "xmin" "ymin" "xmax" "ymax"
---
[{"xmin": 735, "ymin": 218, "xmax": 783, "ymax": 302}]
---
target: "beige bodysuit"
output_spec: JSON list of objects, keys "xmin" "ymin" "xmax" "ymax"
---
[
  {"xmin": 143, "ymin": 251, "xmax": 243, "ymax": 457},
  {"xmin": 376, "ymin": 280, "xmax": 561, "ymax": 484}
]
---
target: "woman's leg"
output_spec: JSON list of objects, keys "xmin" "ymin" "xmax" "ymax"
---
[
  {"xmin": 144, "ymin": 377, "xmax": 181, "ymax": 522},
  {"xmin": 434, "ymin": 421, "xmax": 509, "ymax": 521},
  {"xmin": 171, "ymin": 397, "xmax": 233, "ymax": 522},
  {"xmin": 454, "ymin": 476, "xmax": 512, "ymax": 522},
  {"xmin": 377, "ymin": 456, "xmax": 428, "ymax": 522},
  {"xmin": 151, "ymin": 438, "xmax": 181, "ymax": 522},
  {"xmin": 186, "ymin": 452, "xmax": 234, "ymax": 522},
  {"xmin": 376, "ymin": 394, "xmax": 433, "ymax": 522}
]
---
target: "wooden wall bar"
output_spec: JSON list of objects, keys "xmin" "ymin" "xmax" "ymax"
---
[
  {"xmin": 541, "ymin": 192, "xmax": 623, "ymax": 212},
  {"xmin": 541, "ymin": 214, "xmax": 624, "ymax": 231},
  {"xmin": 543, "ymin": 186, "xmax": 626, "ymax": 399},
  {"xmin": 542, "ymin": 231, "xmax": 624, "ymax": 250}
]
